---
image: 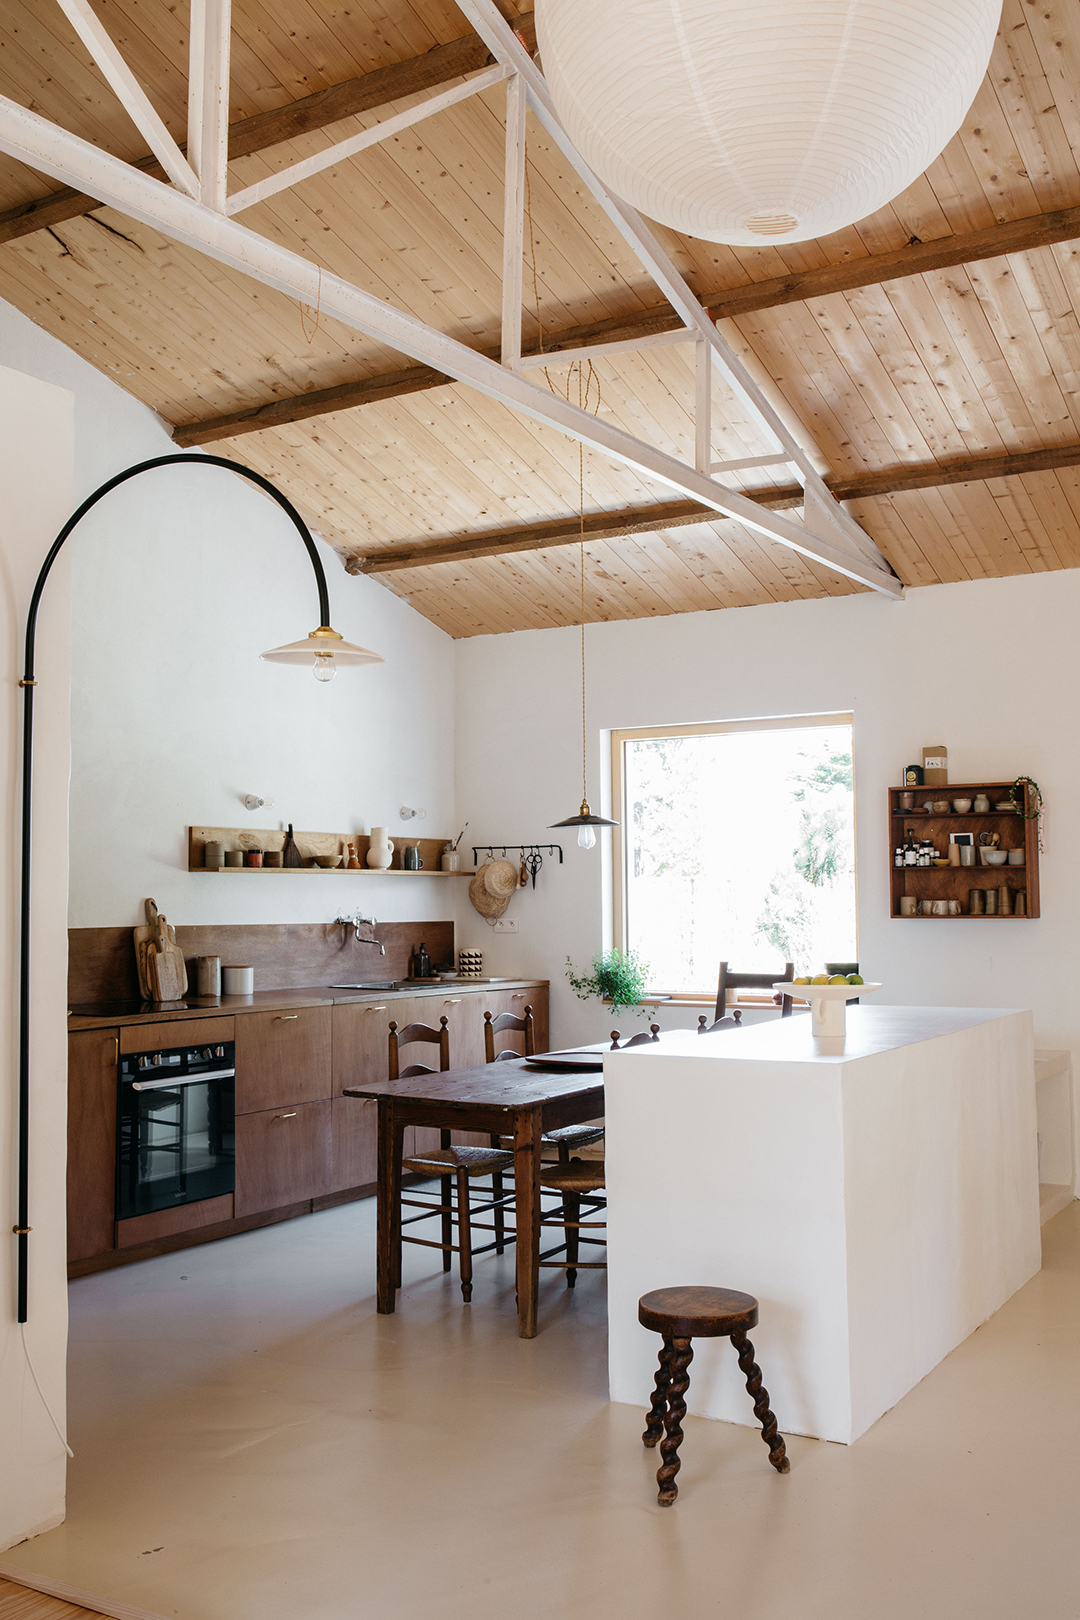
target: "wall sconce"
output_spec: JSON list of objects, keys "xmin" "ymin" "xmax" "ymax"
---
[
  {"xmin": 400, "ymin": 806, "xmax": 427, "ymax": 821},
  {"xmin": 243, "ymin": 795, "xmax": 275, "ymax": 811}
]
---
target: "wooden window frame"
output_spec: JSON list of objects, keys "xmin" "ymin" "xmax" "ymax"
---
[{"xmin": 610, "ymin": 712, "xmax": 856, "ymax": 993}]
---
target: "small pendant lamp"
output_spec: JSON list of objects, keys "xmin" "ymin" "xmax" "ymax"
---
[
  {"xmin": 549, "ymin": 365, "xmax": 619, "ymax": 850},
  {"xmin": 261, "ymin": 625, "xmax": 384, "ymax": 683}
]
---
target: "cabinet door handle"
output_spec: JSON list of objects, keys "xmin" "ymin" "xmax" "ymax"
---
[
  {"xmin": 363, "ymin": 1005, "xmax": 388, "ymax": 1013},
  {"xmin": 511, "ymin": 994, "xmax": 525, "ymax": 1000},
  {"xmin": 274, "ymin": 1014, "xmax": 299, "ymax": 1021},
  {"xmin": 443, "ymin": 998, "xmax": 462, "ymax": 1004},
  {"xmin": 273, "ymin": 1111, "xmax": 298, "ymax": 1120}
]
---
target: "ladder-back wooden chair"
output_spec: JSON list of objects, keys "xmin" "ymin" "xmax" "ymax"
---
[
  {"xmin": 715, "ymin": 962, "xmax": 795, "ymax": 1021},
  {"xmin": 486, "ymin": 1005, "xmax": 605, "ymax": 1165}
]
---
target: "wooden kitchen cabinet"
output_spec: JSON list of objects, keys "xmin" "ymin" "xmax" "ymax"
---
[
  {"xmin": 235, "ymin": 1005, "xmax": 332, "ymax": 1113},
  {"xmin": 235, "ymin": 1098, "xmax": 331, "ymax": 1216},
  {"xmin": 331, "ymin": 1096, "xmax": 377, "ymax": 1192},
  {"xmin": 68, "ymin": 1027, "xmax": 119, "ymax": 1262}
]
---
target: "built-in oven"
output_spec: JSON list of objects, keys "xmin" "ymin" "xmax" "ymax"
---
[{"xmin": 117, "ymin": 1040, "xmax": 235, "ymax": 1220}]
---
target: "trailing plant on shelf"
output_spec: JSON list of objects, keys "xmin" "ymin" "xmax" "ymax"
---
[
  {"xmin": 1009, "ymin": 775, "xmax": 1045, "ymax": 852},
  {"xmin": 566, "ymin": 947, "xmax": 652, "ymax": 1015}
]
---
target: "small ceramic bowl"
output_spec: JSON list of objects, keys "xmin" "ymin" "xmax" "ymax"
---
[
  {"xmin": 982, "ymin": 849, "xmax": 1008, "ymax": 866},
  {"xmin": 1007, "ymin": 850, "xmax": 1025, "ymax": 866},
  {"xmin": 931, "ymin": 800, "xmax": 950, "ymax": 814},
  {"xmin": 932, "ymin": 858, "xmax": 951, "ymax": 868},
  {"xmin": 951, "ymin": 799, "xmax": 972, "ymax": 813},
  {"xmin": 314, "ymin": 854, "xmax": 341, "ymax": 869}
]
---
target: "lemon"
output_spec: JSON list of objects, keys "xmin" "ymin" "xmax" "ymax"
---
[
  {"xmin": 847, "ymin": 973, "xmax": 864, "ymax": 985},
  {"xmin": 827, "ymin": 974, "xmax": 848, "ymax": 984},
  {"xmin": 793, "ymin": 976, "xmax": 811, "ymax": 985},
  {"xmin": 810, "ymin": 974, "xmax": 830, "ymax": 985}
]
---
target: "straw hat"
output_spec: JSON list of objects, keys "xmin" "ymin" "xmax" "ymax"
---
[{"xmin": 469, "ymin": 859, "xmax": 518, "ymax": 919}]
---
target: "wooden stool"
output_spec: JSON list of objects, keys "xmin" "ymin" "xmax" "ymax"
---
[{"xmin": 638, "ymin": 1286, "xmax": 789, "ymax": 1504}]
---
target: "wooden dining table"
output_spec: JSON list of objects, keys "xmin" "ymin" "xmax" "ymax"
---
[{"xmin": 343, "ymin": 1056, "xmax": 604, "ymax": 1337}]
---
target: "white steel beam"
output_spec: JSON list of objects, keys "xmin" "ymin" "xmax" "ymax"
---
[
  {"xmin": 516, "ymin": 327, "xmax": 693, "ymax": 370},
  {"xmin": 501, "ymin": 72, "xmax": 526, "ymax": 368},
  {"xmin": 187, "ymin": 0, "xmax": 231, "ymax": 213},
  {"xmin": 53, "ymin": 0, "xmax": 198, "ymax": 198},
  {"xmin": 226, "ymin": 65, "xmax": 508, "ymax": 216},
  {"xmin": 0, "ymin": 94, "xmax": 901, "ymax": 597},
  {"xmin": 695, "ymin": 338, "xmax": 711, "ymax": 475},
  {"xmin": 453, "ymin": 0, "xmax": 894, "ymax": 575}
]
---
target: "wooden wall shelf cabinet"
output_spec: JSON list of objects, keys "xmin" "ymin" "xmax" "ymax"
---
[
  {"xmin": 188, "ymin": 827, "xmax": 471, "ymax": 874},
  {"xmin": 889, "ymin": 780, "xmax": 1041, "ymax": 919},
  {"xmin": 67, "ymin": 981, "xmax": 548, "ymax": 1274}
]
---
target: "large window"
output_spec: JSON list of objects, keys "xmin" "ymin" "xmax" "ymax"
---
[{"xmin": 612, "ymin": 715, "xmax": 857, "ymax": 995}]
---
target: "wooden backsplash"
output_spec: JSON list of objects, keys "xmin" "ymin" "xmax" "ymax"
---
[{"xmin": 69, "ymin": 921, "xmax": 455, "ymax": 1004}]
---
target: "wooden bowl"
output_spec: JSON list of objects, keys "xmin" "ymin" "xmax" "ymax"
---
[{"xmin": 314, "ymin": 854, "xmax": 341, "ymax": 869}]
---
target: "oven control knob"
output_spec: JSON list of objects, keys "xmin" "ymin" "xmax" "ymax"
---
[
  {"xmin": 138, "ymin": 1055, "xmax": 149, "ymax": 1068},
  {"xmin": 203, "ymin": 1048, "xmax": 213, "ymax": 1061},
  {"xmin": 214, "ymin": 1046, "xmax": 224, "ymax": 1059},
  {"xmin": 152, "ymin": 1053, "xmax": 162, "ymax": 1065}
]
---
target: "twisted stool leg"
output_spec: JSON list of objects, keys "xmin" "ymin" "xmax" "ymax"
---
[
  {"xmin": 730, "ymin": 1328, "xmax": 789, "ymax": 1473},
  {"xmin": 656, "ymin": 1337, "xmax": 694, "ymax": 1505},
  {"xmin": 643, "ymin": 1338, "xmax": 674, "ymax": 1447}
]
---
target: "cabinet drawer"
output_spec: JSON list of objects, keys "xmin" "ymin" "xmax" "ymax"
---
[
  {"xmin": 120, "ymin": 1016, "xmax": 233, "ymax": 1053},
  {"xmin": 235, "ymin": 1099, "xmax": 330, "ymax": 1216},
  {"xmin": 235, "ymin": 1005, "xmax": 332, "ymax": 1113}
]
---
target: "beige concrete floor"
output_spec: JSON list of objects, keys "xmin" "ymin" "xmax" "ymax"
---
[{"xmin": 4, "ymin": 1197, "xmax": 1080, "ymax": 1620}]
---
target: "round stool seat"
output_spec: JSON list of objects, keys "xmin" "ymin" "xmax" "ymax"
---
[{"xmin": 638, "ymin": 1285, "xmax": 758, "ymax": 1339}]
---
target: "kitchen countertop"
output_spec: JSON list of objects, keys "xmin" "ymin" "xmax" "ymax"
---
[{"xmin": 67, "ymin": 979, "xmax": 548, "ymax": 1030}]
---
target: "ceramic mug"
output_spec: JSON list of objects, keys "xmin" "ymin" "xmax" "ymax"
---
[
  {"xmin": 403, "ymin": 844, "xmax": 424, "ymax": 870},
  {"xmin": 948, "ymin": 900, "xmax": 960, "ymax": 915},
  {"xmin": 899, "ymin": 791, "xmax": 914, "ymax": 810},
  {"xmin": 919, "ymin": 899, "xmax": 935, "ymax": 916},
  {"xmin": 899, "ymin": 896, "xmax": 916, "ymax": 916},
  {"xmin": 931, "ymin": 899, "xmax": 949, "ymax": 916},
  {"xmin": 960, "ymin": 845, "xmax": 976, "ymax": 867}
]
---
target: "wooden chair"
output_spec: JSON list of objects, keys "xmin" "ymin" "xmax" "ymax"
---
[
  {"xmin": 487, "ymin": 1005, "xmax": 605, "ymax": 1163},
  {"xmin": 609, "ymin": 1023, "xmax": 661, "ymax": 1048},
  {"xmin": 715, "ymin": 961, "xmax": 794, "ymax": 1021},
  {"xmin": 389, "ymin": 1017, "xmax": 514, "ymax": 1303},
  {"xmin": 538, "ymin": 1157, "xmax": 605, "ymax": 1289},
  {"xmin": 825, "ymin": 960, "xmax": 860, "ymax": 1004},
  {"xmin": 697, "ymin": 1014, "xmax": 741, "ymax": 1034},
  {"xmin": 638, "ymin": 1286, "xmax": 789, "ymax": 1504}
]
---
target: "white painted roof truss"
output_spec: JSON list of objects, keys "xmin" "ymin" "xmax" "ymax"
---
[{"xmin": 0, "ymin": 0, "xmax": 902, "ymax": 597}]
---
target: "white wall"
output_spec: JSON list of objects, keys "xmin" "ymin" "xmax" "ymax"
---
[
  {"xmin": 0, "ymin": 364, "xmax": 73, "ymax": 1549},
  {"xmin": 453, "ymin": 573, "xmax": 1078, "ymax": 1152},
  {"xmin": 0, "ymin": 298, "xmax": 458, "ymax": 933}
]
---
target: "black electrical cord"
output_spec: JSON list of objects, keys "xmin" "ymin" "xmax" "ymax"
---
[{"xmin": 15, "ymin": 453, "xmax": 331, "ymax": 1322}]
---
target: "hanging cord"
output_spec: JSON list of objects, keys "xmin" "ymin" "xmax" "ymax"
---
[
  {"xmin": 22, "ymin": 1324, "xmax": 74, "ymax": 1457},
  {"xmin": 299, "ymin": 264, "xmax": 323, "ymax": 345}
]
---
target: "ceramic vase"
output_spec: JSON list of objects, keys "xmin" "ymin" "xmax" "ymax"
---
[{"xmin": 366, "ymin": 827, "xmax": 394, "ymax": 869}]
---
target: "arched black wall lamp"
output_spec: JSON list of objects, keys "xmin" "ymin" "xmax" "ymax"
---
[{"xmin": 14, "ymin": 452, "xmax": 383, "ymax": 1322}]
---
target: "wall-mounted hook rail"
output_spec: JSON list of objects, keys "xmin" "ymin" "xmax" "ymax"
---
[{"xmin": 472, "ymin": 843, "xmax": 563, "ymax": 888}]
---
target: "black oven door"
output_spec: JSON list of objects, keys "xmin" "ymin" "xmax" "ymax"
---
[{"xmin": 117, "ymin": 1067, "xmax": 235, "ymax": 1219}]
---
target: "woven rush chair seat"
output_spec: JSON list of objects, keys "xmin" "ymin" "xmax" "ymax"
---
[
  {"xmin": 537, "ymin": 1155, "xmax": 606, "ymax": 1286},
  {"xmin": 539, "ymin": 1159, "xmax": 605, "ymax": 1194},
  {"xmin": 403, "ymin": 1144, "xmax": 513, "ymax": 1175}
]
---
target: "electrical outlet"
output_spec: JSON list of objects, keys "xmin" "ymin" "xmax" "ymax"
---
[{"xmin": 493, "ymin": 918, "xmax": 518, "ymax": 934}]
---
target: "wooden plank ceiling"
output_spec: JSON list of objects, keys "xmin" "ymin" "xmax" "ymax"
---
[{"xmin": 4, "ymin": 0, "xmax": 1080, "ymax": 633}]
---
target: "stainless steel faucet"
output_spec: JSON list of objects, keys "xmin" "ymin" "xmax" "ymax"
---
[{"xmin": 336, "ymin": 913, "xmax": 385, "ymax": 954}]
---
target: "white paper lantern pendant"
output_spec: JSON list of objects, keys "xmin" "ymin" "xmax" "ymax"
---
[{"xmin": 536, "ymin": 0, "xmax": 1003, "ymax": 247}]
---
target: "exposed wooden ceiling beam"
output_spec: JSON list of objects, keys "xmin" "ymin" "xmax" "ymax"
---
[
  {"xmin": 347, "ymin": 439, "xmax": 1080, "ymax": 573},
  {"xmin": 0, "ymin": 16, "xmax": 535, "ymax": 245},
  {"xmin": 170, "ymin": 200, "xmax": 1080, "ymax": 447}
]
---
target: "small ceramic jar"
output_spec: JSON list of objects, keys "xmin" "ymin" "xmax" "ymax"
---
[{"xmin": 973, "ymin": 794, "xmax": 990, "ymax": 813}]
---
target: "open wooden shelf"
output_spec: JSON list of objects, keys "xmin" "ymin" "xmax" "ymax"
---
[
  {"xmin": 188, "ymin": 826, "xmax": 472, "ymax": 875},
  {"xmin": 889, "ymin": 781, "xmax": 1040, "ymax": 919}
]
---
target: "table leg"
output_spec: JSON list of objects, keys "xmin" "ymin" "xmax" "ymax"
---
[
  {"xmin": 514, "ymin": 1106, "xmax": 542, "ymax": 1338},
  {"xmin": 377, "ymin": 1098, "xmax": 403, "ymax": 1314}
]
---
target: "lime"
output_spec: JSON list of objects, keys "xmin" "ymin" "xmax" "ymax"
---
[
  {"xmin": 847, "ymin": 973, "xmax": 864, "ymax": 985},
  {"xmin": 827, "ymin": 975, "xmax": 847, "ymax": 985}
]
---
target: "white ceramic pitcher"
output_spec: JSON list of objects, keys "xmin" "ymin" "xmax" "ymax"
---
[{"xmin": 366, "ymin": 827, "xmax": 394, "ymax": 869}]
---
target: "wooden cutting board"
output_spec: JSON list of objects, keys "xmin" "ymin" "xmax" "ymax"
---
[
  {"xmin": 148, "ymin": 913, "xmax": 187, "ymax": 1002},
  {"xmin": 133, "ymin": 898, "xmax": 159, "ymax": 999}
]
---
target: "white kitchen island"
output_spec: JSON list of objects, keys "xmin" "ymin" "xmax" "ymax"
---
[{"xmin": 605, "ymin": 1006, "xmax": 1040, "ymax": 1444}]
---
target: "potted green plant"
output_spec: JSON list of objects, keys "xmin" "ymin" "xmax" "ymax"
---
[{"xmin": 566, "ymin": 947, "xmax": 652, "ymax": 1015}]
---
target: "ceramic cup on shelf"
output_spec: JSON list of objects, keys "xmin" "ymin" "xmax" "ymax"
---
[
  {"xmin": 960, "ymin": 845, "xmax": 976, "ymax": 866},
  {"xmin": 931, "ymin": 899, "xmax": 949, "ymax": 916},
  {"xmin": 919, "ymin": 899, "xmax": 935, "ymax": 916},
  {"xmin": 1007, "ymin": 849, "xmax": 1025, "ymax": 865},
  {"xmin": 899, "ymin": 791, "xmax": 914, "ymax": 810},
  {"xmin": 948, "ymin": 844, "xmax": 961, "ymax": 866},
  {"xmin": 948, "ymin": 900, "xmax": 960, "ymax": 915},
  {"xmin": 931, "ymin": 800, "xmax": 950, "ymax": 814},
  {"xmin": 951, "ymin": 798, "xmax": 972, "ymax": 814},
  {"xmin": 403, "ymin": 843, "xmax": 424, "ymax": 870},
  {"xmin": 366, "ymin": 828, "xmax": 394, "ymax": 870},
  {"xmin": 969, "ymin": 888, "xmax": 984, "ymax": 915},
  {"xmin": 998, "ymin": 884, "xmax": 1012, "ymax": 916},
  {"xmin": 899, "ymin": 895, "xmax": 916, "ymax": 916},
  {"xmin": 985, "ymin": 889, "xmax": 998, "ymax": 916}
]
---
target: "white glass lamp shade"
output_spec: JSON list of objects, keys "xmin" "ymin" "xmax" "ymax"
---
[
  {"xmin": 260, "ymin": 627, "xmax": 385, "ymax": 671},
  {"xmin": 536, "ymin": 0, "xmax": 1001, "ymax": 247}
]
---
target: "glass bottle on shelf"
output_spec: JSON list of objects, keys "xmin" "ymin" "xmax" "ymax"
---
[{"xmin": 904, "ymin": 830, "xmax": 918, "ymax": 866}]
